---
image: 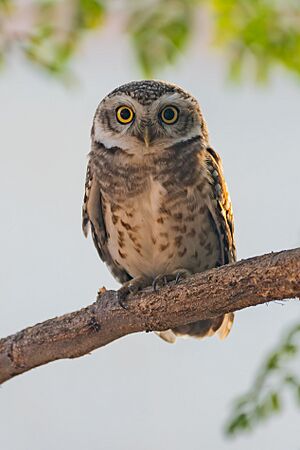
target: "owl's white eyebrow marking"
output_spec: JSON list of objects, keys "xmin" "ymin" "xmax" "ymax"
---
[
  {"xmin": 93, "ymin": 120, "xmax": 130, "ymax": 150},
  {"xmin": 96, "ymin": 135, "xmax": 129, "ymax": 150},
  {"xmin": 93, "ymin": 139, "xmax": 127, "ymax": 154}
]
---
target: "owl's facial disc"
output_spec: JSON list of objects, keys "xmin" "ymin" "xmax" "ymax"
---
[{"xmin": 93, "ymin": 90, "xmax": 205, "ymax": 154}]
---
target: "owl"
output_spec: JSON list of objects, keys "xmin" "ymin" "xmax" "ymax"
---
[{"xmin": 82, "ymin": 80, "xmax": 236, "ymax": 343}]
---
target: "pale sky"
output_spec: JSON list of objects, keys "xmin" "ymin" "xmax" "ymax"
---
[{"xmin": 0, "ymin": 18, "xmax": 300, "ymax": 450}]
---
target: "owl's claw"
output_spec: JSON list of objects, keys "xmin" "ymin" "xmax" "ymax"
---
[
  {"xmin": 152, "ymin": 275, "xmax": 169, "ymax": 291},
  {"xmin": 117, "ymin": 270, "xmax": 192, "ymax": 307},
  {"xmin": 117, "ymin": 276, "xmax": 152, "ymax": 309},
  {"xmin": 116, "ymin": 289, "xmax": 130, "ymax": 309},
  {"xmin": 175, "ymin": 270, "xmax": 191, "ymax": 283},
  {"xmin": 152, "ymin": 269, "xmax": 192, "ymax": 291}
]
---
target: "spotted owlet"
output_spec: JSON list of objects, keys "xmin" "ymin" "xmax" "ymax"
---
[{"xmin": 82, "ymin": 80, "xmax": 236, "ymax": 343}]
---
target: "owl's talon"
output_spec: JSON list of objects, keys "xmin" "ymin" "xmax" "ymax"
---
[
  {"xmin": 118, "ymin": 294, "xmax": 129, "ymax": 310},
  {"xmin": 152, "ymin": 275, "xmax": 167, "ymax": 291},
  {"xmin": 117, "ymin": 286, "xmax": 132, "ymax": 309},
  {"xmin": 152, "ymin": 274, "xmax": 170, "ymax": 290},
  {"xmin": 175, "ymin": 270, "xmax": 190, "ymax": 284},
  {"xmin": 116, "ymin": 287, "xmax": 129, "ymax": 309},
  {"xmin": 117, "ymin": 276, "xmax": 152, "ymax": 308},
  {"xmin": 152, "ymin": 269, "xmax": 191, "ymax": 290},
  {"xmin": 152, "ymin": 279, "xmax": 159, "ymax": 291},
  {"xmin": 174, "ymin": 269, "xmax": 192, "ymax": 283},
  {"xmin": 175, "ymin": 272, "xmax": 181, "ymax": 284}
]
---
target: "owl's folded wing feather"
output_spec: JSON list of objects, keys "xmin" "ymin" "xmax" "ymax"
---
[
  {"xmin": 165, "ymin": 146, "xmax": 236, "ymax": 343},
  {"xmin": 205, "ymin": 147, "xmax": 236, "ymax": 265},
  {"xmin": 82, "ymin": 162, "xmax": 131, "ymax": 283}
]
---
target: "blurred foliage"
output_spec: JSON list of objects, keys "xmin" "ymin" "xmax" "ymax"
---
[
  {"xmin": 0, "ymin": 0, "xmax": 300, "ymax": 80},
  {"xmin": 210, "ymin": 0, "xmax": 300, "ymax": 81},
  {"xmin": 226, "ymin": 322, "xmax": 300, "ymax": 436},
  {"xmin": 129, "ymin": 0, "xmax": 194, "ymax": 76},
  {"xmin": 0, "ymin": 0, "xmax": 106, "ymax": 75}
]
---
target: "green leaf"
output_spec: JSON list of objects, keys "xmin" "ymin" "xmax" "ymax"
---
[
  {"xmin": 266, "ymin": 352, "xmax": 280, "ymax": 370},
  {"xmin": 269, "ymin": 392, "xmax": 281, "ymax": 412},
  {"xmin": 225, "ymin": 319, "xmax": 300, "ymax": 437},
  {"xmin": 77, "ymin": 0, "xmax": 105, "ymax": 29},
  {"xmin": 226, "ymin": 413, "xmax": 251, "ymax": 435}
]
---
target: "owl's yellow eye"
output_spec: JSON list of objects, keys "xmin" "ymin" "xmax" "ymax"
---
[
  {"xmin": 160, "ymin": 106, "xmax": 179, "ymax": 124},
  {"xmin": 116, "ymin": 106, "xmax": 135, "ymax": 124}
]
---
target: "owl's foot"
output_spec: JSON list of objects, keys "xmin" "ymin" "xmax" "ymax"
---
[
  {"xmin": 117, "ymin": 276, "xmax": 152, "ymax": 309},
  {"xmin": 152, "ymin": 268, "xmax": 192, "ymax": 291}
]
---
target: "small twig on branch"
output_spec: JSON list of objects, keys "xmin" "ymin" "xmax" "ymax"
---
[{"xmin": 0, "ymin": 248, "xmax": 300, "ymax": 384}]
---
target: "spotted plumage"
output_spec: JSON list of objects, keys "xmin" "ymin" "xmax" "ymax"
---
[{"xmin": 82, "ymin": 80, "xmax": 236, "ymax": 343}]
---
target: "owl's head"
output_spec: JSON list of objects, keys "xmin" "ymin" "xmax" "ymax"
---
[{"xmin": 92, "ymin": 80, "xmax": 209, "ymax": 155}]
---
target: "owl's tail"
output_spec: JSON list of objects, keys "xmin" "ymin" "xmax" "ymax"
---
[{"xmin": 155, "ymin": 313, "xmax": 234, "ymax": 344}]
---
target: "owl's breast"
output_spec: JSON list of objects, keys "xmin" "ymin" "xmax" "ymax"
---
[{"xmin": 104, "ymin": 175, "xmax": 221, "ymax": 278}]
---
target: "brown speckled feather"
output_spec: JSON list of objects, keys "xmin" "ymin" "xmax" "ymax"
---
[
  {"xmin": 82, "ymin": 162, "xmax": 131, "ymax": 283},
  {"xmin": 168, "ymin": 146, "xmax": 236, "ymax": 342},
  {"xmin": 206, "ymin": 147, "xmax": 236, "ymax": 265}
]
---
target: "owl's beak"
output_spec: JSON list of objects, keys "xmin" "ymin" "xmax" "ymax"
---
[
  {"xmin": 143, "ymin": 126, "xmax": 151, "ymax": 148},
  {"xmin": 137, "ymin": 124, "xmax": 155, "ymax": 148}
]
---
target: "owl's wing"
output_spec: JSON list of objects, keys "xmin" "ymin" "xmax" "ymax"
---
[
  {"xmin": 160, "ymin": 146, "xmax": 236, "ymax": 343},
  {"xmin": 205, "ymin": 147, "xmax": 236, "ymax": 265},
  {"xmin": 82, "ymin": 162, "xmax": 131, "ymax": 283}
]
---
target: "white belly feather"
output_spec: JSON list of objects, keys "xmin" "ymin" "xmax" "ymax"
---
[{"xmin": 105, "ymin": 177, "xmax": 220, "ymax": 278}]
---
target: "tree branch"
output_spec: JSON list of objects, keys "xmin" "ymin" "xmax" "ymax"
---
[{"xmin": 1, "ymin": 248, "xmax": 300, "ymax": 384}]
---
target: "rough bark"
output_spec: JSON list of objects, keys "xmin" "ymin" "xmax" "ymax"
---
[{"xmin": 0, "ymin": 248, "xmax": 300, "ymax": 384}]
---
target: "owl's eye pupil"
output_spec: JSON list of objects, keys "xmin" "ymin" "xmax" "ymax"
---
[
  {"xmin": 120, "ymin": 108, "xmax": 130, "ymax": 120},
  {"xmin": 160, "ymin": 106, "xmax": 179, "ymax": 124},
  {"xmin": 164, "ymin": 108, "xmax": 175, "ymax": 121},
  {"xmin": 116, "ymin": 106, "xmax": 134, "ymax": 124}
]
